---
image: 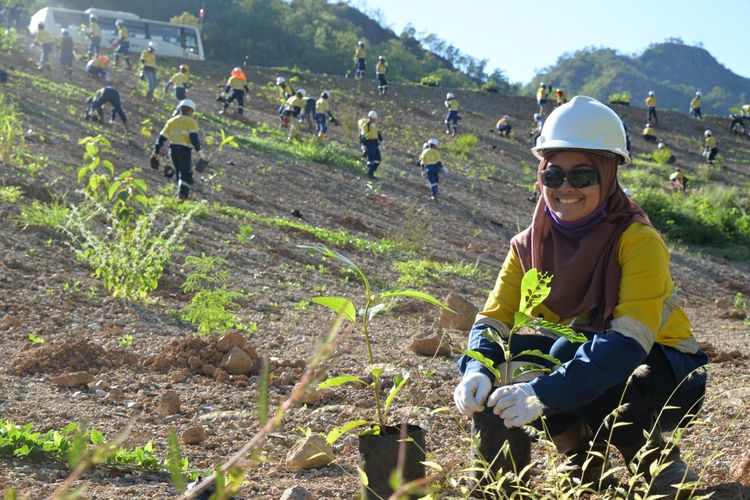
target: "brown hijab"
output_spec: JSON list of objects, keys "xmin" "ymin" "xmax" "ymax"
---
[{"xmin": 511, "ymin": 152, "xmax": 650, "ymax": 333}]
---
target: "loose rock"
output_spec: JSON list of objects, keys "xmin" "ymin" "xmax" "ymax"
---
[
  {"xmin": 286, "ymin": 434, "xmax": 335, "ymax": 470},
  {"xmin": 158, "ymin": 390, "xmax": 181, "ymax": 416},
  {"xmin": 220, "ymin": 346, "xmax": 255, "ymax": 375},
  {"xmin": 409, "ymin": 327, "xmax": 452, "ymax": 357},
  {"xmin": 50, "ymin": 371, "xmax": 94, "ymax": 388},
  {"xmin": 182, "ymin": 425, "xmax": 206, "ymax": 445},
  {"xmin": 280, "ymin": 485, "xmax": 316, "ymax": 500},
  {"xmin": 439, "ymin": 293, "xmax": 478, "ymax": 331}
]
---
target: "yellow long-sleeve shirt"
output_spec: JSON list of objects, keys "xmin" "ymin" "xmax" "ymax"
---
[
  {"xmin": 475, "ymin": 223, "xmax": 698, "ymax": 354},
  {"xmin": 226, "ymin": 76, "xmax": 247, "ymax": 90},
  {"xmin": 169, "ymin": 72, "xmax": 189, "ymax": 88},
  {"xmin": 646, "ymin": 96, "xmax": 657, "ymax": 107},
  {"xmin": 354, "ymin": 46, "xmax": 365, "ymax": 58},
  {"xmin": 419, "ymin": 148, "xmax": 441, "ymax": 166},
  {"xmin": 315, "ymin": 98, "xmax": 330, "ymax": 114},
  {"xmin": 445, "ymin": 99, "xmax": 459, "ymax": 111},
  {"xmin": 642, "ymin": 126, "xmax": 656, "ymax": 136},
  {"xmin": 285, "ymin": 95, "xmax": 305, "ymax": 110},
  {"xmin": 358, "ymin": 118, "xmax": 379, "ymax": 140},
  {"xmin": 117, "ymin": 26, "xmax": 129, "ymax": 41},
  {"xmin": 140, "ymin": 50, "xmax": 156, "ymax": 68},
  {"xmin": 705, "ymin": 136, "xmax": 716, "ymax": 148},
  {"xmin": 375, "ymin": 61, "xmax": 387, "ymax": 74},
  {"xmin": 88, "ymin": 21, "xmax": 101, "ymax": 37},
  {"xmin": 159, "ymin": 115, "xmax": 199, "ymax": 148},
  {"xmin": 278, "ymin": 84, "xmax": 295, "ymax": 103},
  {"xmin": 35, "ymin": 30, "xmax": 55, "ymax": 45},
  {"xmin": 690, "ymin": 96, "xmax": 701, "ymax": 109},
  {"xmin": 536, "ymin": 86, "xmax": 547, "ymax": 100}
]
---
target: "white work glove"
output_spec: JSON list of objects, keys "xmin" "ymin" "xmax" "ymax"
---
[
  {"xmin": 198, "ymin": 150, "xmax": 207, "ymax": 161},
  {"xmin": 453, "ymin": 372, "xmax": 492, "ymax": 416},
  {"xmin": 487, "ymin": 382, "xmax": 544, "ymax": 428}
]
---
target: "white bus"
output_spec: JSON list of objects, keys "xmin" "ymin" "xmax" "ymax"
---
[{"xmin": 28, "ymin": 7, "xmax": 204, "ymax": 61}]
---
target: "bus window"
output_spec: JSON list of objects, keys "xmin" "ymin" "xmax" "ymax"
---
[
  {"xmin": 124, "ymin": 21, "xmax": 146, "ymax": 39},
  {"xmin": 148, "ymin": 23, "xmax": 180, "ymax": 44},
  {"xmin": 182, "ymin": 28, "xmax": 198, "ymax": 52},
  {"xmin": 51, "ymin": 10, "xmax": 87, "ymax": 32}
]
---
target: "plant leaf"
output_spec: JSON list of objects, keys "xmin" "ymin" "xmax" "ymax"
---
[
  {"xmin": 317, "ymin": 375, "xmax": 366, "ymax": 389},
  {"xmin": 383, "ymin": 372, "xmax": 410, "ymax": 418},
  {"xmin": 422, "ymin": 460, "xmax": 443, "ymax": 472},
  {"xmin": 462, "ymin": 350, "xmax": 502, "ymax": 381},
  {"xmin": 524, "ymin": 318, "xmax": 586, "ymax": 343},
  {"xmin": 325, "ymin": 419, "xmax": 370, "ymax": 445},
  {"xmin": 366, "ymin": 302, "xmax": 386, "ymax": 321},
  {"xmin": 357, "ymin": 465, "xmax": 369, "ymax": 486},
  {"xmin": 312, "ymin": 296, "xmax": 356, "ymax": 322},
  {"xmin": 377, "ymin": 289, "xmax": 452, "ymax": 311},
  {"xmin": 518, "ymin": 269, "xmax": 552, "ymax": 315},
  {"xmin": 513, "ymin": 349, "xmax": 562, "ymax": 366}
]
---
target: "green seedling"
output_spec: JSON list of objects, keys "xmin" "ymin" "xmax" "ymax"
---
[
  {"xmin": 118, "ymin": 334, "xmax": 134, "ymax": 348},
  {"xmin": 304, "ymin": 244, "xmax": 451, "ymax": 434},
  {"xmin": 27, "ymin": 333, "xmax": 44, "ymax": 344}
]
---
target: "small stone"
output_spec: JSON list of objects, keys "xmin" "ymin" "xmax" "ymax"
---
[
  {"xmin": 200, "ymin": 364, "xmax": 216, "ymax": 377},
  {"xmin": 158, "ymin": 390, "xmax": 181, "ymax": 416},
  {"xmin": 95, "ymin": 389, "xmax": 107, "ymax": 398},
  {"xmin": 280, "ymin": 485, "xmax": 316, "ymax": 500},
  {"xmin": 217, "ymin": 331, "xmax": 246, "ymax": 352},
  {"xmin": 107, "ymin": 387, "xmax": 125, "ymax": 402},
  {"xmin": 214, "ymin": 369, "xmax": 230, "ymax": 383},
  {"xmin": 286, "ymin": 434, "xmax": 335, "ymax": 470},
  {"xmin": 50, "ymin": 371, "xmax": 94, "ymax": 388},
  {"xmin": 170, "ymin": 371, "xmax": 188, "ymax": 384},
  {"xmin": 409, "ymin": 327, "xmax": 452, "ymax": 357},
  {"xmin": 181, "ymin": 425, "xmax": 206, "ymax": 445},
  {"xmin": 220, "ymin": 347, "xmax": 255, "ymax": 375},
  {"xmin": 439, "ymin": 293, "xmax": 479, "ymax": 331},
  {"xmin": 2, "ymin": 314, "xmax": 22, "ymax": 327}
]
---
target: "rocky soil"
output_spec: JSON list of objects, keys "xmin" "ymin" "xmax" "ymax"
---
[{"xmin": 1, "ymin": 37, "xmax": 749, "ymax": 499}]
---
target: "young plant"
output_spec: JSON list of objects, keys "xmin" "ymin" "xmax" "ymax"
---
[
  {"xmin": 303, "ymin": 244, "xmax": 450, "ymax": 431},
  {"xmin": 464, "ymin": 268, "xmax": 587, "ymax": 386}
]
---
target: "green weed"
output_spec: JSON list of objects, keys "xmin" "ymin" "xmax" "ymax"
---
[
  {"xmin": 394, "ymin": 259, "xmax": 486, "ymax": 287},
  {"xmin": 20, "ymin": 198, "xmax": 71, "ymax": 229},
  {"xmin": 0, "ymin": 186, "xmax": 22, "ymax": 203}
]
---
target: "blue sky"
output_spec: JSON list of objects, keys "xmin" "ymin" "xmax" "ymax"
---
[{"xmin": 348, "ymin": 0, "xmax": 750, "ymax": 84}]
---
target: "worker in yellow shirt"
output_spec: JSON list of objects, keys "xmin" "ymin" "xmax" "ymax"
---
[
  {"xmin": 445, "ymin": 93, "xmax": 460, "ymax": 136},
  {"xmin": 495, "ymin": 115, "xmax": 512, "ymax": 137},
  {"xmin": 702, "ymin": 130, "xmax": 718, "ymax": 165},
  {"xmin": 655, "ymin": 142, "xmax": 676, "ymax": 164},
  {"xmin": 33, "ymin": 22, "xmax": 55, "ymax": 71},
  {"xmin": 220, "ymin": 67, "xmax": 250, "ymax": 116},
  {"xmin": 354, "ymin": 40, "xmax": 366, "ymax": 79},
  {"xmin": 689, "ymin": 91, "xmax": 702, "ymax": 119},
  {"xmin": 642, "ymin": 123, "xmax": 657, "ymax": 143},
  {"xmin": 375, "ymin": 56, "xmax": 388, "ymax": 95},
  {"xmin": 113, "ymin": 19, "xmax": 131, "ymax": 69},
  {"xmin": 86, "ymin": 14, "xmax": 102, "ymax": 56},
  {"xmin": 150, "ymin": 99, "xmax": 206, "ymax": 200},
  {"xmin": 140, "ymin": 42, "xmax": 157, "ymax": 99},
  {"xmin": 419, "ymin": 138, "xmax": 444, "ymax": 200},
  {"xmin": 282, "ymin": 88, "xmax": 306, "ymax": 139},
  {"xmin": 669, "ymin": 167, "xmax": 687, "ymax": 192},
  {"xmin": 164, "ymin": 65, "xmax": 190, "ymax": 101},
  {"xmin": 85, "ymin": 54, "xmax": 109, "ymax": 81},
  {"xmin": 536, "ymin": 82, "xmax": 549, "ymax": 114},
  {"xmin": 275, "ymin": 76, "xmax": 295, "ymax": 115},
  {"xmin": 358, "ymin": 110, "xmax": 383, "ymax": 179},
  {"xmin": 645, "ymin": 91, "xmax": 658, "ymax": 125},
  {"xmin": 314, "ymin": 90, "xmax": 337, "ymax": 141},
  {"xmin": 730, "ymin": 111, "xmax": 746, "ymax": 136}
]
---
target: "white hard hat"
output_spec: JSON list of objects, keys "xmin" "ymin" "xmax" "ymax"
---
[
  {"xmin": 540, "ymin": 82, "xmax": 546, "ymax": 87},
  {"xmin": 531, "ymin": 95, "xmax": 630, "ymax": 164},
  {"xmin": 276, "ymin": 76, "xmax": 285, "ymax": 85},
  {"xmin": 422, "ymin": 142, "xmax": 428, "ymax": 149},
  {"xmin": 321, "ymin": 90, "xmax": 330, "ymax": 98},
  {"xmin": 115, "ymin": 19, "xmax": 124, "ymax": 25},
  {"xmin": 89, "ymin": 14, "xmax": 97, "ymax": 19},
  {"xmin": 61, "ymin": 28, "xmax": 68, "ymax": 35},
  {"xmin": 297, "ymin": 88, "xmax": 306, "ymax": 96},
  {"xmin": 367, "ymin": 110, "xmax": 378, "ymax": 120},
  {"xmin": 378, "ymin": 55, "xmax": 385, "ymax": 60},
  {"xmin": 178, "ymin": 99, "xmax": 196, "ymax": 111},
  {"xmin": 148, "ymin": 41, "xmax": 155, "ymax": 50},
  {"xmin": 533, "ymin": 112, "xmax": 541, "ymax": 120},
  {"xmin": 657, "ymin": 142, "xmax": 665, "ymax": 149},
  {"xmin": 446, "ymin": 92, "xmax": 454, "ymax": 99},
  {"xmin": 695, "ymin": 91, "xmax": 701, "ymax": 96},
  {"xmin": 427, "ymin": 138, "xmax": 439, "ymax": 147},
  {"xmin": 704, "ymin": 130, "xmax": 712, "ymax": 136},
  {"xmin": 358, "ymin": 40, "xmax": 365, "ymax": 46},
  {"xmin": 648, "ymin": 91, "xmax": 654, "ymax": 96}
]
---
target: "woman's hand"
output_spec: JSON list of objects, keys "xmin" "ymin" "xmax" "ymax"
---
[
  {"xmin": 487, "ymin": 382, "xmax": 544, "ymax": 427},
  {"xmin": 453, "ymin": 372, "xmax": 492, "ymax": 416}
]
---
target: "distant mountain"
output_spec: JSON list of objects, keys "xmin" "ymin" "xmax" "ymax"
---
[{"xmin": 527, "ymin": 42, "xmax": 749, "ymax": 114}]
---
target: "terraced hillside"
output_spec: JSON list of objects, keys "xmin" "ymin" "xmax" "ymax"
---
[{"xmin": 1, "ymin": 36, "xmax": 749, "ymax": 499}]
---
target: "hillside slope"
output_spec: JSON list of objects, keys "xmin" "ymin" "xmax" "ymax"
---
[
  {"xmin": 1, "ymin": 38, "xmax": 750, "ymax": 499},
  {"xmin": 531, "ymin": 42, "xmax": 750, "ymax": 114}
]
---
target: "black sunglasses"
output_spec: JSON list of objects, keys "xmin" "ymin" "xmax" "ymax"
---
[{"xmin": 540, "ymin": 166, "xmax": 600, "ymax": 188}]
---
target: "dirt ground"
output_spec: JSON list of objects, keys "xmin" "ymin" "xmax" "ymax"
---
[{"xmin": 1, "ymin": 37, "xmax": 749, "ymax": 499}]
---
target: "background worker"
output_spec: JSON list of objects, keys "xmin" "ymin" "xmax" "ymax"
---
[
  {"xmin": 151, "ymin": 99, "xmax": 206, "ymax": 200},
  {"xmin": 33, "ymin": 22, "xmax": 55, "ymax": 71},
  {"xmin": 221, "ymin": 67, "xmax": 250, "ymax": 116},
  {"xmin": 85, "ymin": 85, "xmax": 128, "ymax": 132},
  {"xmin": 495, "ymin": 115, "xmax": 512, "ymax": 136},
  {"xmin": 642, "ymin": 122, "xmax": 657, "ymax": 143},
  {"xmin": 85, "ymin": 54, "xmax": 109, "ymax": 80},
  {"xmin": 282, "ymin": 88, "xmax": 306, "ymax": 139},
  {"xmin": 358, "ymin": 110, "xmax": 383, "ymax": 179},
  {"xmin": 60, "ymin": 28, "xmax": 74, "ymax": 78},
  {"xmin": 314, "ymin": 90, "xmax": 337, "ymax": 141},
  {"xmin": 445, "ymin": 92, "xmax": 460, "ymax": 136},
  {"xmin": 86, "ymin": 14, "xmax": 101, "ymax": 57},
  {"xmin": 536, "ymin": 82, "xmax": 549, "ymax": 114},
  {"xmin": 530, "ymin": 112, "xmax": 544, "ymax": 146},
  {"xmin": 375, "ymin": 55, "xmax": 388, "ymax": 95},
  {"xmin": 454, "ymin": 96, "xmax": 706, "ymax": 498},
  {"xmin": 275, "ymin": 76, "xmax": 295, "ymax": 114},
  {"xmin": 112, "ymin": 19, "xmax": 131, "ymax": 69},
  {"xmin": 669, "ymin": 166, "xmax": 687, "ymax": 192},
  {"xmin": 164, "ymin": 64, "xmax": 190, "ymax": 102},
  {"xmin": 555, "ymin": 88, "xmax": 567, "ymax": 107},
  {"xmin": 656, "ymin": 142, "xmax": 676, "ymax": 164},
  {"xmin": 140, "ymin": 42, "xmax": 157, "ymax": 99},
  {"xmin": 645, "ymin": 91, "xmax": 658, "ymax": 125},
  {"xmin": 354, "ymin": 40, "xmax": 366, "ymax": 79},
  {"xmin": 419, "ymin": 137, "xmax": 444, "ymax": 200},
  {"xmin": 690, "ymin": 91, "xmax": 702, "ymax": 119},
  {"xmin": 703, "ymin": 130, "xmax": 718, "ymax": 165}
]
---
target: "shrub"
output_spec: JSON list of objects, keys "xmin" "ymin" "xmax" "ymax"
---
[
  {"xmin": 420, "ymin": 74, "xmax": 441, "ymax": 87},
  {"xmin": 608, "ymin": 91, "xmax": 631, "ymax": 104}
]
